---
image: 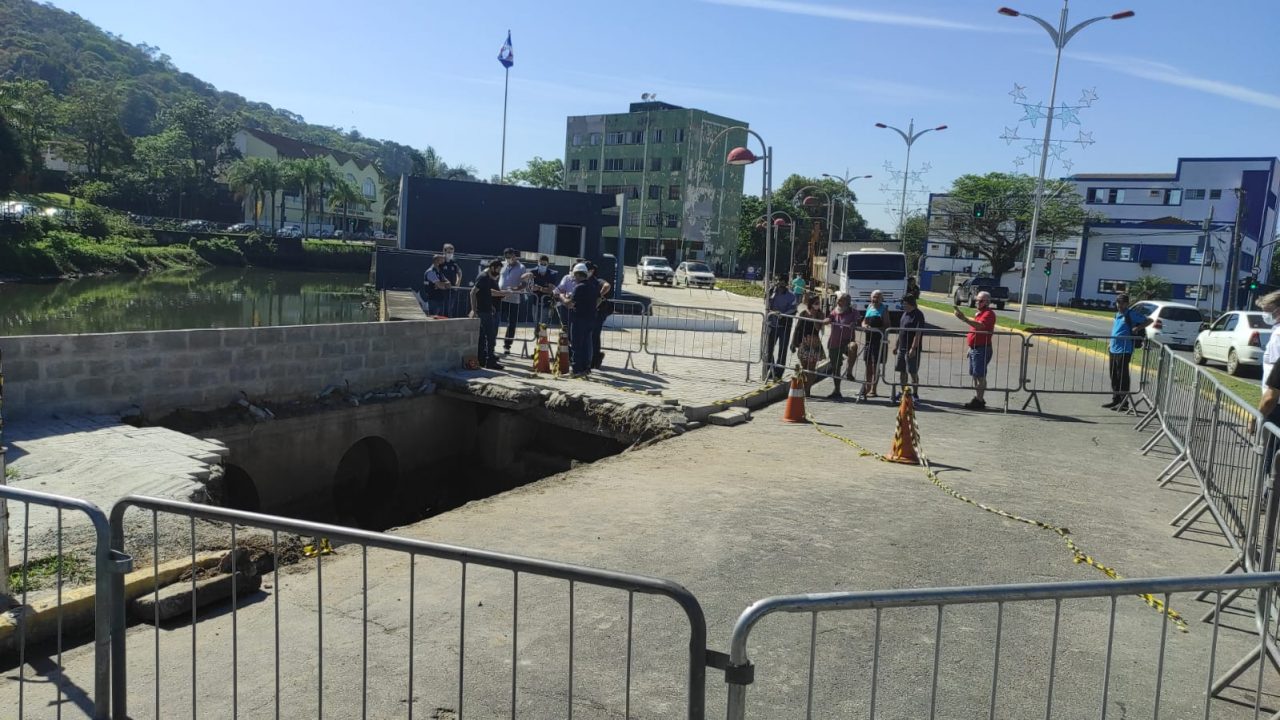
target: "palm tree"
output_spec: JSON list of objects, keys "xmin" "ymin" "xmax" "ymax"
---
[
  {"xmin": 258, "ymin": 158, "xmax": 282, "ymax": 231},
  {"xmin": 279, "ymin": 158, "xmax": 303, "ymax": 232},
  {"xmin": 327, "ymin": 178, "xmax": 363, "ymax": 234},
  {"xmin": 288, "ymin": 157, "xmax": 327, "ymax": 239},
  {"xmin": 225, "ymin": 158, "xmax": 262, "ymax": 225},
  {"xmin": 310, "ymin": 160, "xmax": 340, "ymax": 235}
]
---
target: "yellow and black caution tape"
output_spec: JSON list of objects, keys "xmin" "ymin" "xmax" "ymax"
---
[
  {"xmin": 303, "ymin": 537, "xmax": 334, "ymax": 558},
  {"xmin": 806, "ymin": 405, "xmax": 1189, "ymax": 633},
  {"xmin": 708, "ymin": 378, "xmax": 783, "ymax": 407}
]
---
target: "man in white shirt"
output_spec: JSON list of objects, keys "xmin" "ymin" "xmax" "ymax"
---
[
  {"xmin": 499, "ymin": 248, "xmax": 528, "ymax": 354},
  {"xmin": 555, "ymin": 257, "xmax": 586, "ymax": 328},
  {"xmin": 1261, "ymin": 291, "xmax": 1280, "ymax": 395}
]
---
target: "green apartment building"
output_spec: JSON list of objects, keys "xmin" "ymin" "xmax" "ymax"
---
[{"xmin": 564, "ymin": 101, "xmax": 748, "ymax": 271}]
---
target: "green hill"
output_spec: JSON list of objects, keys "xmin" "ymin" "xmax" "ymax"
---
[{"xmin": 0, "ymin": 0, "xmax": 462, "ymax": 179}]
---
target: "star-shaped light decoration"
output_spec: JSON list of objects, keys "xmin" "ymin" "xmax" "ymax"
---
[
  {"xmin": 1075, "ymin": 130, "xmax": 1095, "ymax": 147},
  {"xmin": 1013, "ymin": 156, "xmax": 1027, "ymax": 169},
  {"xmin": 1079, "ymin": 87, "xmax": 1098, "ymax": 107},
  {"xmin": 1061, "ymin": 158, "xmax": 1075, "ymax": 173},
  {"xmin": 1055, "ymin": 105, "xmax": 1080, "ymax": 129},
  {"xmin": 920, "ymin": 162, "xmax": 932, "ymax": 173},
  {"xmin": 1023, "ymin": 141, "xmax": 1043, "ymax": 158},
  {"xmin": 1047, "ymin": 141, "xmax": 1069, "ymax": 162},
  {"xmin": 883, "ymin": 160, "xmax": 896, "ymax": 172},
  {"xmin": 1009, "ymin": 83, "xmax": 1027, "ymax": 102},
  {"xmin": 1000, "ymin": 126, "xmax": 1022, "ymax": 145},
  {"xmin": 1021, "ymin": 102, "xmax": 1047, "ymax": 127}
]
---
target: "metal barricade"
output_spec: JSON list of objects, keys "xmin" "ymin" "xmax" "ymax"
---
[
  {"xmin": 0, "ymin": 484, "xmax": 131, "ymax": 719},
  {"xmin": 644, "ymin": 304, "xmax": 766, "ymax": 380},
  {"xmin": 767, "ymin": 312, "xmax": 882, "ymax": 392},
  {"xmin": 109, "ymin": 496, "xmax": 708, "ymax": 720},
  {"xmin": 1020, "ymin": 333, "xmax": 1153, "ymax": 413},
  {"xmin": 882, "ymin": 328, "xmax": 1024, "ymax": 409},
  {"xmin": 1144, "ymin": 350, "xmax": 1201, "ymax": 486},
  {"xmin": 601, "ymin": 299, "xmax": 647, "ymax": 363},
  {"xmin": 723, "ymin": 572, "xmax": 1280, "ymax": 720}
]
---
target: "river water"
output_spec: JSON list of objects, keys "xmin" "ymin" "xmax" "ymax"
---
[{"xmin": 0, "ymin": 267, "xmax": 377, "ymax": 336}]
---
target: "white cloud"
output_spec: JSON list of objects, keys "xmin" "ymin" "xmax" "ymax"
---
[
  {"xmin": 1069, "ymin": 52, "xmax": 1280, "ymax": 111},
  {"xmin": 840, "ymin": 78, "xmax": 969, "ymax": 105},
  {"xmin": 699, "ymin": 0, "xmax": 1015, "ymax": 33}
]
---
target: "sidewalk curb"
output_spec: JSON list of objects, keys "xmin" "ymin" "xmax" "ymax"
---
[{"xmin": 0, "ymin": 551, "xmax": 223, "ymax": 656}]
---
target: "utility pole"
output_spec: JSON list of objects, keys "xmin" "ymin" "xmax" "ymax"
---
[
  {"xmin": 1229, "ymin": 188, "xmax": 1247, "ymax": 310},
  {"xmin": 1194, "ymin": 207, "xmax": 1214, "ymax": 313}
]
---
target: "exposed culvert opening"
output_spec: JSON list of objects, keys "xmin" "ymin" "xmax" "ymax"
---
[
  {"xmin": 332, "ymin": 436, "xmax": 400, "ymax": 530},
  {"xmin": 221, "ymin": 464, "xmax": 261, "ymax": 512}
]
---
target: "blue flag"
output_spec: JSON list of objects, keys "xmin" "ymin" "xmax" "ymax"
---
[{"xmin": 497, "ymin": 31, "xmax": 513, "ymax": 69}]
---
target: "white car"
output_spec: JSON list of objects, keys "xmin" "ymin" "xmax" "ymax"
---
[
  {"xmin": 675, "ymin": 261, "xmax": 716, "ymax": 288},
  {"xmin": 636, "ymin": 256, "xmax": 674, "ymax": 285},
  {"xmin": 1129, "ymin": 300, "xmax": 1203, "ymax": 350},
  {"xmin": 1194, "ymin": 311, "xmax": 1272, "ymax": 375}
]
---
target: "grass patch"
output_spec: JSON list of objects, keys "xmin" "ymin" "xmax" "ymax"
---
[
  {"xmin": 7, "ymin": 553, "xmax": 93, "ymax": 594},
  {"xmin": 4, "ymin": 465, "xmax": 21, "ymax": 480},
  {"xmin": 715, "ymin": 279, "xmax": 765, "ymax": 298}
]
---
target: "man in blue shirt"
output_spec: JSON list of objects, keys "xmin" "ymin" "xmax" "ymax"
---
[
  {"xmin": 566, "ymin": 263, "xmax": 600, "ymax": 376},
  {"xmin": 765, "ymin": 276, "xmax": 798, "ymax": 380},
  {"xmin": 1106, "ymin": 293, "xmax": 1150, "ymax": 411}
]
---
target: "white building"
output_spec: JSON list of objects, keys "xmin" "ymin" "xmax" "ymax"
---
[{"xmin": 920, "ymin": 157, "xmax": 1280, "ymax": 310}]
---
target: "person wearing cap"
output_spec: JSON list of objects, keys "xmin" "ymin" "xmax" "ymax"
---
[
  {"xmin": 470, "ymin": 259, "xmax": 509, "ymax": 369},
  {"xmin": 586, "ymin": 261, "xmax": 614, "ymax": 369},
  {"xmin": 499, "ymin": 248, "xmax": 528, "ymax": 354},
  {"xmin": 564, "ymin": 263, "xmax": 600, "ymax": 376},
  {"xmin": 422, "ymin": 254, "xmax": 452, "ymax": 317},
  {"xmin": 555, "ymin": 257, "xmax": 587, "ymax": 329}
]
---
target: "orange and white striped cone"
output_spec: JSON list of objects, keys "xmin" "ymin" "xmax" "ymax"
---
[
  {"xmin": 532, "ymin": 325, "xmax": 552, "ymax": 374},
  {"xmin": 556, "ymin": 329, "xmax": 571, "ymax": 375},
  {"xmin": 782, "ymin": 374, "xmax": 807, "ymax": 424},
  {"xmin": 886, "ymin": 387, "xmax": 920, "ymax": 464}
]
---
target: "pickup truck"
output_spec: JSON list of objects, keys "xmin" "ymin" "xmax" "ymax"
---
[{"xmin": 953, "ymin": 276, "xmax": 1009, "ymax": 310}]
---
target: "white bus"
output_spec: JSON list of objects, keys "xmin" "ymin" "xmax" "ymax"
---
[{"xmin": 829, "ymin": 249, "xmax": 909, "ymax": 312}]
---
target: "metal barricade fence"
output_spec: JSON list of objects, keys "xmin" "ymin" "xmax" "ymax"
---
[
  {"xmin": 769, "ymin": 312, "xmax": 881, "ymax": 389},
  {"xmin": 722, "ymin": 572, "xmax": 1280, "ymax": 720},
  {"xmin": 446, "ymin": 288, "xmax": 556, "ymax": 357},
  {"xmin": 1021, "ymin": 333, "xmax": 1153, "ymax": 414},
  {"xmin": 1, "ymin": 484, "xmax": 131, "ymax": 719},
  {"xmin": 108, "ymin": 496, "xmax": 709, "ymax": 720},
  {"xmin": 882, "ymin": 328, "xmax": 1024, "ymax": 407},
  {"xmin": 601, "ymin": 299, "xmax": 647, "ymax": 359},
  {"xmin": 644, "ymin": 304, "xmax": 766, "ymax": 380},
  {"xmin": 1144, "ymin": 350, "xmax": 1201, "ymax": 486}
]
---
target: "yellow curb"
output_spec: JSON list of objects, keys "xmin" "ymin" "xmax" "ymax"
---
[
  {"xmin": 0, "ymin": 551, "xmax": 223, "ymax": 651},
  {"xmin": 919, "ymin": 304, "xmax": 1142, "ymax": 370}
]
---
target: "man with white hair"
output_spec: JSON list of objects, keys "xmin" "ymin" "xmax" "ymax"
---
[{"xmin": 953, "ymin": 290, "xmax": 998, "ymax": 410}]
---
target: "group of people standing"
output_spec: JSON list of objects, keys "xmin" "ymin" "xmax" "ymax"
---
[
  {"xmin": 450, "ymin": 249, "xmax": 612, "ymax": 376},
  {"xmin": 764, "ymin": 277, "xmax": 926, "ymax": 402}
]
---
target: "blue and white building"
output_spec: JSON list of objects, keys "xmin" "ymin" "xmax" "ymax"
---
[{"xmin": 921, "ymin": 157, "xmax": 1280, "ymax": 311}]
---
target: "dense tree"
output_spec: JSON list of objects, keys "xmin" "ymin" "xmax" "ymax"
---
[
  {"xmin": 121, "ymin": 127, "xmax": 193, "ymax": 215},
  {"xmin": 61, "ymin": 81, "xmax": 131, "ymax": 178},
  {"xmin": 158, "ymin": 97, "xmax": 239, "ymax": 196},
  {"xmin": 901, "ymin": 213, "xmax": 929, "ymax": 275},
  {"xmin": 505, "ymin": 156, "xmax": 564, "ymax": 189},
  {"xmin": 0, "ymin": 111, "xmax": 28, "ymax": 196},
  {"xmin": 225, "ymin": 157, "xmax": 278, "ymax": 226},
  {"xmin": 0, "ymin": 78, "xmax": 60, "ymax": 177},
  {"xmin": 932, "ymin": 172, "xmax": 1090, "ymax": 284},
  {"xmin": 327, "ymin": 178, "xmax": 363, "ymax": 234},
  {"xmin": 1129, "ymin": 273, "xmax": 1172, "ymax": 300}
]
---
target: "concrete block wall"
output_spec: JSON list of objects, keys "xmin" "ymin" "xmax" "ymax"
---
[{"xmin": 0, "ymin": 319, "xmax": 477, "ymax": 421}]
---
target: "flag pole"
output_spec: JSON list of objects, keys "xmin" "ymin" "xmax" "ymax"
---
[{"xmin": 500, "ymin": 65, "xmax": 509, "ymax": 183}]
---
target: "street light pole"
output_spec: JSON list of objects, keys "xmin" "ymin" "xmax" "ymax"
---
[
  {"xmin": 822, "ymin": 172, "xmax": 873, "ymax": 241},
  {"xmin": 999, "ymin": 2, "xmax": 1134, "ymax": 323},
  {"xmin": 875, "ymin": 121, "xmax": 947, "ymax": 242},
  {"xmin": 712, "ymin": 126, "xmax": 773, "ymax": 316}
]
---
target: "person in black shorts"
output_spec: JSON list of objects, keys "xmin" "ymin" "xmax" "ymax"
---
[
  {"xmin": 859, "ymin": 290, "xmax": 889, "ymax": 400},
  {"xmin": 893, "ymin": 295, "xmax": 925, "ymax": 403}
]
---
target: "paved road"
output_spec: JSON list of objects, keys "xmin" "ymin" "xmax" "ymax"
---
[{"xmin": 922, "ymin": 291, "xmax": 1113, "ymax": 335}]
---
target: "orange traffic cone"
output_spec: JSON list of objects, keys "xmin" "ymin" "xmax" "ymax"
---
[
  {"xmin": 782, "ymin": 374, "xmax": 807, "ymax": 423},
  {"xmin": 532, "ymin": 325, "xmax": 552, "ymax": 374},
  {"xmin": 886, "ymin": 387, "xmax": 920, "ymax": 465},
  {"xmin": 556, "ymin": 329, "xmax": 571, "ymax": 375}
]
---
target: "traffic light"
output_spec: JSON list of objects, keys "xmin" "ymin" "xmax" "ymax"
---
[
  {"xmin": 1249, "ymin": 275, "xmax": 1260, "ymax": 292},
  {"xmin": 973, "ymin": 202, "xmax": 988, "ymax": 219},
  {"xmin": 1043, "ymin": 266, "xmax": 1052, "ymax": 276}
]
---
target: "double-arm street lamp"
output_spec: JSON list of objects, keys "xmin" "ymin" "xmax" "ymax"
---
[
  {"xmin": 998, "ymin": 1, "xmax": 1134, "ymax": 322},
  {"xmin": 754, "ymin": 211, "xmax": 797, "ymax": 279},
  {"xmin": 875, "ymin": 120, "xmax": 946, "ymax": 243},
  {"xmin": 793, "ymin": 186, "xmax": 833, "ymax": 278},
  {"xmin": 822, "ymin": 172, "xmax": 873, "ymax": 241},
  {"xmin": 711, "ymin": 126, "xmax": 773, "ymax": 315}
]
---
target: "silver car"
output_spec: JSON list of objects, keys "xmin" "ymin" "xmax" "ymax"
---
[
  {"xmin": 675, "ymin": 261, "xmax": 716, "ymax": 288},
  {"xmin": 1194, "ymin": 311, "xmax": 1272, "ymax": 375}
]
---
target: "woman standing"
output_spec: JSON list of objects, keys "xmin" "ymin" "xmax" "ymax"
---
[
  {"xmin": 790, "ymin": 294, "xmax": 825, "ymax": 395},
  {"xmin": 824, "ymin": 293, "xmax": 859, "ymax": 400},
  {"xmin": 859, "ymin": 290, "xmax": 889, "ymax": 400}
]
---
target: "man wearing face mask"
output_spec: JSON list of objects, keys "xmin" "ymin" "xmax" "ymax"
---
[
  {"xmin": 470, "ymin": 259, "xmax": 510, "ymax": 369},
  {"xmin": 1104, "ymin": 293, "xmax": 1150, "ymax": 412},
  {"xmin": 954, "ymin": 291, "xmax": 997, "ymax": 410},
  {"xmin": 499, "ymin": 248, "xmax": 528, "ymax": 355},
  {"xmin": 526, "ymin": 255, "xmax": 559, "ymax": 325},
  {"xmin": 440, "ymin": 244, "xmax": 462, "ymax": 316}
]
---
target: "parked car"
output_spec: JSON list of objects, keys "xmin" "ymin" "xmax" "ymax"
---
[
  {"xmin": 953, "ymin": 276, "xmax": 1009, "ymax": 310},
  {"xmin": 675, "ymin": 261, "xmax": 716, "ymax": 288},
  {"xmin": 636, "ymin": 256, "xmax": 674, "ymax": 285},
  {"xmin": 277, "ymin": 225, "xmax": 303, "ymax": 239},
  {"xmin": 1130, "ymin": 300, "xmax": 1203, "ymax": 350},
  {"xmin": 1194, "ymin": 311, "xmax": 1272, "ymax": 375},
  {"xmin": 226, "ymin": 222, "xmax": 256, "ymax": 233},
  {"xmin": 180, "ymin": 219, "xmax": 213, "ymax": 232}
]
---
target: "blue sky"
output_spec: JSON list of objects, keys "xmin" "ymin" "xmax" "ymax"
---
[{"xmin": 48, "ymin": 0, "xmax": 1280, "ymax": 231}]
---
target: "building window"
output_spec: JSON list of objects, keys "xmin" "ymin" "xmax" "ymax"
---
[
  {"xmin": 652, "ymin": 129, "xmax": 663, "ymax": 143},
  {"xmin": 362, "ymin": 178, "xmax": 376, "ymax": 199},
  {"xmin": 588, "ymin": 158, "xmax": 599, "ymax": 171},
  {"xmin": 650, "ymin": 157, "xmax": 662, "ymax": 172},
  {"xmin": 606, "ymin": 132, "xmax": 626, "ymax": 145},
  {"xmin": 673, "ymin": 128, "xmax": 686, "ymax": 143},
  {"xmin": 1102, "ymin": 243, "xmax": 1135, "ymax": 261},
  {"xmin": 645, "ymin": 213, "xmax": 660, "ymax": 227},
  {"xmin": 1098, "ymin": 279, "xmax": 1129, "ymax": 295},
  {"xmin": 669, "ymin": 157, "xmax": 683, "ymax": 171},
  {"xmin": 1185, "ymin": 189, "xmax": 1206, "ymax": 200},
  {"xmin": 602, "ymin": 184, "xmax": 623, "ymax": 196},
  {"xmin": 1113, "ymin": 189, "xmax": 1126, "ymax": 204},
  {"xmin": 626, "ymin": 211, "xmax": 641, "ymax": 226},
  {"xmin": 668, "ymin": 185, "xmax": 681, "ymax": 201},
  {"xmin": 1184, "ymin": 284, "xmax": 1211, "ymax": 300},
  {"xmin": 1166, "ymin": 246, "xmax": 1180, "ymax": 263},
  {"xmin": 572, "ymin": 133, "xmax": 582, "ymax": 146},
  {"xmin": 1209, "ymin": 189, "xmax": 1222, "ymax": 200},
  {"xmin": 567, "ymin": 184, "xmax": 578, "ymax": 192},
  {"xmin": 604, "ymin": 158, "xmax": 624, "ymax": 171},
  {"xmin": 589, "ymin": 133, "xmax": 601, "ymax": 145},
  {"xmin": 1088, "ymin": 188, "xmax": 1105, "ymax": 204},
  {"xmin": 570, "ymin": 159, "xmax": 581, "ymax": 171},
  {"xmin": 630, "ymin": 130, "xmax": 644, "ymax": 144},
  {"xmin": 1034, "ymin": 247, "xmax": 1047, "ymax": 259},
  {"xmin": 648, "ymin": 184, "xmax": 661, "ymax": 200},
  {"xmin": 628, "ymin": 185, "xmax": 640, "ymax": 200},
  {"xmin": 1166, "ymin": 189, "xmax": 1182, "ymax": 205},
  {"xmin": 665, "ymin": 213, "xmax": 679, "ymax": 228}
]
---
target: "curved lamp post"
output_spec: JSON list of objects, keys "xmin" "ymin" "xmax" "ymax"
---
[
  {"xmin": 998, "ymin": 1, "xmax": 1134, "ymax": 322},
  {"xmin": 875, "ymin": 120, "xmax": 946, "ymax": 244},
  {"xmin": 822, "ymin": 172, "xmax": 873, "ymax": 241},
  {"xmin": 711, "ymin": 126, "xmax": 773, "ymax": 314}
]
